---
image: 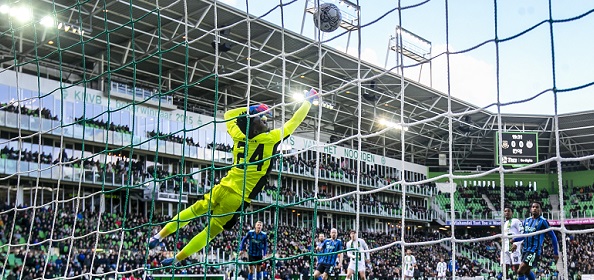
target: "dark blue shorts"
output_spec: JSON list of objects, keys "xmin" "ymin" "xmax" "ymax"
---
[{"xmin": 521, "ymin": 252, "xmax": 540, "ymax": 267}]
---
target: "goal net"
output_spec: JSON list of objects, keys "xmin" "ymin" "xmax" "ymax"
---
[{"xmin": 1, "ymin": 1, "xmax": 593, "ymax": 280}]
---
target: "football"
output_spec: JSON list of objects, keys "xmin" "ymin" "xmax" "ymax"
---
[{"xmin": 313, "ymin": 3, "xmax": 342, "ymax": 32}]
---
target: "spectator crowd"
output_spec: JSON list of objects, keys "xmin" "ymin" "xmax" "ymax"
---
[
  {"xmin": 0, "ymin": 204, "xmax": 488, "ymax": 280},
  {"xmin": 0, "ymin": 103, "xmax": 58, "ymax": 121}
]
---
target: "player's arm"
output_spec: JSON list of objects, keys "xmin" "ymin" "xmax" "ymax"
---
[
  {"xmin": 240, "ymin": 232, "xmax": 250, "ymax": 252},
  {"xmin": 544, "ymin": 221, "xmax": 559, "ymax": 256},
  {"xmin": 317, "ymin": 239, "xmax": 326, "ymax": 251},
  {"xmin": 337, "ymin": 240, "xmax": 343, "ymax": 264},
  {"xmin": 361, "ymin": 239, "xmax": 371, "ymax": 262},
  {"xmin": 225, "ymin": 108, "xmax": 248, "ymax": 139},
  {"xmin": 276, "ymin": 101, "xmax": 312, "ymax": 140},
  {"xmin": 512, "ymin": 236, "xmax": 525, "ymax": 242},
  {"xmin": 516, "ymin": 219, "xmax": 525, "ymax": 234},
  {"xmin": 512, "ymin": 220, "xmax": 527, "ymax": 243},
  {"xmin": 272, "ymin": 90, "xmax": 316, "ymax": 141},
  {"xmin": 345, "ymin": 241, "xmax": 355, "ymax": 259},
  {"xmin": 263, "ymin": 233, "xmax": 268, "ymax": 256}
]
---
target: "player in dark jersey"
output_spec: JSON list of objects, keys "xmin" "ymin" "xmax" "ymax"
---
[
  {"xmin": 314, "ymin": 228, "xmax": 343, "ymax": 280},
  {"xmin": 148, "ymin": 89, "xmax": 318, "ymax": 265},
  {"xmin": 240, "ymin": 221, "xmax": 268, "ymax": 280},
  {"xmin": 512, "ymin": 201, "xmax": 559, "ymax": 280}
]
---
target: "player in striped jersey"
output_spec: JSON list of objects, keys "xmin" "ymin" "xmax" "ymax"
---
[
  {"xmin": 512, "ymin": 201, "xmax": 559, "ymax": 280},
  {"xmin": 503, "ymin": 206, "xmax": 524, "ymax": 278},
  {"xmin": 436, "ymin": 257, "xmax": 447, "ymax": 280},
  {"xmin": 345, "ymin": 230, "xmax": 370, "ymax": 280},
  {"xmin": 240, "ymin": 221, "xmax": 268, "ymax": 280},
  {"xmin": 403, "ymin": 249, "xmax": 416, "ymax": 280},
  {"xmin": 314, "ymin": 228, "xmax": 343, "ymax": 280}
]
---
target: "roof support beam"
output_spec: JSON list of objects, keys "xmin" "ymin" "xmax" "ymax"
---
[{"xmin": 559, "ymin": 131, "xmax": 591, "ymax": 170}]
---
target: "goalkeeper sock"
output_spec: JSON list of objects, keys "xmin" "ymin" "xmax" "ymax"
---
[
  {"xmin": 152, "ymin": 233, "xmax": 162, "ymax": 241},
  {"xmin": 526, "ymin": 271, "xmax": 536, "ymax": 280}
]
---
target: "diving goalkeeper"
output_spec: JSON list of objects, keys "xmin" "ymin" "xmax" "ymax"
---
[{"xmin": 149, "ymin": 89, "xmax": 318, "ymax": 266}]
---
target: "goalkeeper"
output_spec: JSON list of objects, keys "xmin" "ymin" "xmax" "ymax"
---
[{"xmin": 149, "ymin": 89, "xmax": 318, "ymax": 265}]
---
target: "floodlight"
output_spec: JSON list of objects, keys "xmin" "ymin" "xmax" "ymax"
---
[
  {"xmin": 293, "ymin": 91, "xmax": 305, "ymax": 102},
  {"xmin": 13, "ymin": 6, "xmax": 33, "ymax": 23},
  {"xmin": 0, "ymin": 5, "xmax": 9, "ymax": 14},
  {"xmin": 40, "ymin": 15, "xmax": 55, "ymax": 28},
  {"xmin": 378, "ymin": 118, "xmax": 408, "ymax": 131}
]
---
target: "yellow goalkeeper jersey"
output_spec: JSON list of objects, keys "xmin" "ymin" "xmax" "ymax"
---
[{"xmin": 221, "ymin": 101, "xmax": 312, "ymax": 202}]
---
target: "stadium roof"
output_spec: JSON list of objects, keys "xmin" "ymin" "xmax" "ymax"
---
[{"xmin": 5, "ymin": 0, "xmax": 594, "ymax": 172}]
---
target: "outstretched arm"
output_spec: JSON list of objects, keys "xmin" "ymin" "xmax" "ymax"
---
[
  {"xmin": 280, "ymin": 101, "xmax": 312, "ymax": 137},
  {"xmin": 225, "ymin": 108, "xmax": 247, "ymax": 139}
]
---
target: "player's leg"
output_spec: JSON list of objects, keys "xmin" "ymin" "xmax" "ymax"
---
[
  {"xmin": 149, "ymin": 187, "xmax": 217, "ymax": 248},
  {"xmin": 345, "ymin": 268, "xmax": 354, "ymax": 280},
  {"xmin": 502, "ymin": 253, "xmax": 511, "ymax": 280},
  {"xmin": 313, "ymin": 270, "xmax": 321, "ymax": 279},
  {"xmin": 516, "ymin": 252, "xmax": 537, "ymax": 280},
  {"xmin": 314, "ymin": 264, "xmax": 328, "ymax": 280},
  {"xmin": 166, "ymin": 187, "xmax": 242, "ymax": 263},
  {"xmin": 346, "ymin": 261, "xmax": 355, "ymax": 280},
  {"xmin": 247, "ymin": 264, "xmax": 255, "ymax": 280},
  {"xmin": 256, "ymin": 262, "xmax": 263, "ymax": 280},
  {"xmin": 358, "ymin": 269, "xmax": 366, "ymax": 280},
  {"xmin": 511, "ymin": 250, "xmax": 522, "ymax": 279}
]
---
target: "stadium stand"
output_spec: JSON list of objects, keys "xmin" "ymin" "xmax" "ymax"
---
[
  {"xmin": 0, "ymin": 206, "xmax": 490, "ymax": 280},
  {"xmin": 564, "ymin": 185, "xmax": 594, "ymax": 218}
]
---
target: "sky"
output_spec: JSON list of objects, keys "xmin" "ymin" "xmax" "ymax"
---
[{"xmin": 218, "ymin": 0, "xmax": 594, "ymax": 115}]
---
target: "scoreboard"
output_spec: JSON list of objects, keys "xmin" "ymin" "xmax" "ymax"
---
[{"xmin": 495, "ymin": 132, "xmax": 538, "ymax": 166}]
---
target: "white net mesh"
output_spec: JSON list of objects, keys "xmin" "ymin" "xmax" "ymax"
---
[{"xmin": 1, "ymin": 1, "xmax": 594, "ymax": 280}]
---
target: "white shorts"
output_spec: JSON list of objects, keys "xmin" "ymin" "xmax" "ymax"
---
[
  {"xmin": 503, "ymin": 250, "xmax": 522, "ymax": 265},
  {"xmin": 348, "ymin": 261, "xmax": 366, "ymax": 272},
  {"xmin": 437, "ymin": 272, "xmax": 446, "ymax": 278},
  {"xmin": 404, "ymin": 269, "xmax": 414, "ymax": 278}
]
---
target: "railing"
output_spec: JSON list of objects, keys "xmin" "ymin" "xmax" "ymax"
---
[
  {"xmin": 0, "ymin": 157, "xmax": 433, "ymax": 221},
  {"xmin": 544, "ymin": 210, "xmax": 594, "ymax": 221},
  {"xmin": 0, "ymin": 110, "xmax": 433, "ymax": 198},
  {"xmin": 275, "ymin": 161, "xmax": 434, "ymax": 197},
  {"xmin": 431, "ymin": 199, "xmax": 448, "ymax": 222},
  {"xmin": 441, "ymin": 209, "xmax": 594, "ymax": 224},
  {"xmin": 442, "ymin": 210, "xmax": 502, "ymax": 221},
  {"xmin": 0, "ymin": 158, "xmax": 204, "ymax": 195},
  {"xmin": 255, "ymin": 192, "xmax": 432, "ymax": 221},
  {"xmin": 436, "ymin": 231, "xmax": 498, "ymax": 273},
  {"xmin": 110, "ymin": 81, "xmax": 173, "ymax": 105}
]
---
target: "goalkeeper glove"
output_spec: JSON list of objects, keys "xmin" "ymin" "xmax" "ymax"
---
[
  {"xmin": 249, "ymin": 104, "xmax": 272, "ymax": 118},
  {"xmin": 305, "ymin": 88, "xmax": 319, "ymax": 103}
]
